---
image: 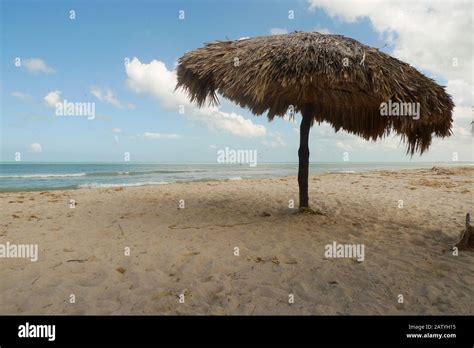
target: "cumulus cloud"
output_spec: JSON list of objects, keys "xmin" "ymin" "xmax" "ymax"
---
[
  {"xmin": 270, "ymin": 28, "xmax": 288, "ymax": 35},
  {"xmin": 195, "ymin": 108, "xmax": 266, "ymax": 138},
  {"xmin": 22, "ymin": 58, "xmax": 55, "ymax": 74},
  {"xmin": 29, "ymin": 143, "xmax": 42, "ymax": 153},
  {"xmin": 44, "ymin": 90, "xmax": 62, "ymax": 108},
  {"xmin": 142, "ymin": 132, "xmax": 181, "ymax": 139},
  {"xmin": 90, "ymin": 86, "xmax": 133, "ymax": 109},
  {"xmin": 125, "ymin": 57, "xmax": 266, "ymax": 138},
  {"xmin": 126, "ymin": 58, "xmax": 188, "ymax": 107}
]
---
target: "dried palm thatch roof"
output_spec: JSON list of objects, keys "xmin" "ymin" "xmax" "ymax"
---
[{"xmin": 176, "ymin": 32, "xmax": 453, "ymax": 154}]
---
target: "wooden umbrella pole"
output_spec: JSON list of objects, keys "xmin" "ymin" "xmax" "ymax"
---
[{"xmin": 298, "ymin": 104, "xmax": 313, "ymax": 208}]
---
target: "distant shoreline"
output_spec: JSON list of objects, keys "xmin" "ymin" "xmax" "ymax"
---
[{"xmin": 0, "ymin": 164, "xmax": 472, "ymax": 193}]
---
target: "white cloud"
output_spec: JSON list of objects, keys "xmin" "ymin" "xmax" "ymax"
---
[
  {"xmin": 44, "ymin": 90, "xmax": 62, "ymax": 108},
  {"xmin": 313, "ymin": 26, "xmax": 332, "ymax": 34},
  {"xmin": 262, "ymin": 131, "xmax": 286, "ymax": 148},
  {"xmin": 29, "ymin": 143, "xmax": 42, "ymax": 153},
  {"xmin": 142, "ymin": 132, "xmax": 181, "ymax": 139},
  {"xmin": 270, "ymin": 28, "xmax": 288, "ymax": 35},
  {"xmin": 196, "ymin": 108, "xmax": 266, "ymax": 138},
  {"xmin": 126, "ymin": 58, "xmax": 188, "ymax": 107},
  {"xmin": 209, "ymin": 144, "xmax": 217, "ymax": 149},
  {"xmin": 447, "ymin": 79, "xmax": 473, "ymax": 108},
  {"xmin": 90, "ymin": 86, "xmax": 132, "ymax": 109},
  {"xmin": 451, "ymin": 106, "xmax": 472, "ymax": 137},
  {"xmin": 125, "ymin": 57, "xmax": 266, "ymax": 138},
  {"xmin": 22, "ymin": 58, "xmax": 55, "ymax": 74},
  {"xmin": 112, "ymin": 128, "xmax": 122, "ymax": 133},
  {"xmin": 11, "ymin": 91, "xmax": 31, "ymax": 99},
  {"xmin": 336, "ymin": 141, "xmax": 353, "ymax": 152},
  {"xmin": 374, "ymin": 135, "xmax": 403, "ymax": 151}
]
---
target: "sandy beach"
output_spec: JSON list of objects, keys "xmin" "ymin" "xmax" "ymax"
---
[{"xmin": 0, "ymin": 166, "xmax": 472, "ymax": 315}]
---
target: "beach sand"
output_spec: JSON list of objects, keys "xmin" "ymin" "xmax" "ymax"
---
[{"xmin": 0, "ymin": 166, "xmax": 472, "ymax": 315}]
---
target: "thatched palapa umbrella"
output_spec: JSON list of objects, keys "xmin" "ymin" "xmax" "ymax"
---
[{"xmin": 176, "ymin": 32, "xmax": 453, "ymax": 210}]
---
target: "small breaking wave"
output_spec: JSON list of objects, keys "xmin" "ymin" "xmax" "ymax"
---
[
  {"xmin": 0, "ymin": 169, "xmax": 209, "ymax": 179},
  {"xmin": 228, "ymin": 176, "xmax": 243, "ymax": 180},
  {"xmin": 78, "ymin": 181, "xmax": 170, "ymax": 188},
  {"xmin": 0, "ymin": 173, "xmax": 87, "ymax": 179}
]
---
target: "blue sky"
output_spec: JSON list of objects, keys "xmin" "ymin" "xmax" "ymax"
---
[{"xmin": 1, "ymin": 0, "xmax": 472, "ymax": 162}]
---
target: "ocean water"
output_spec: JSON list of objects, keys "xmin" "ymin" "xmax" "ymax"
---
[{"xmin": 0, "ymin": 162, "xmax": 471, "ymax": 192}]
